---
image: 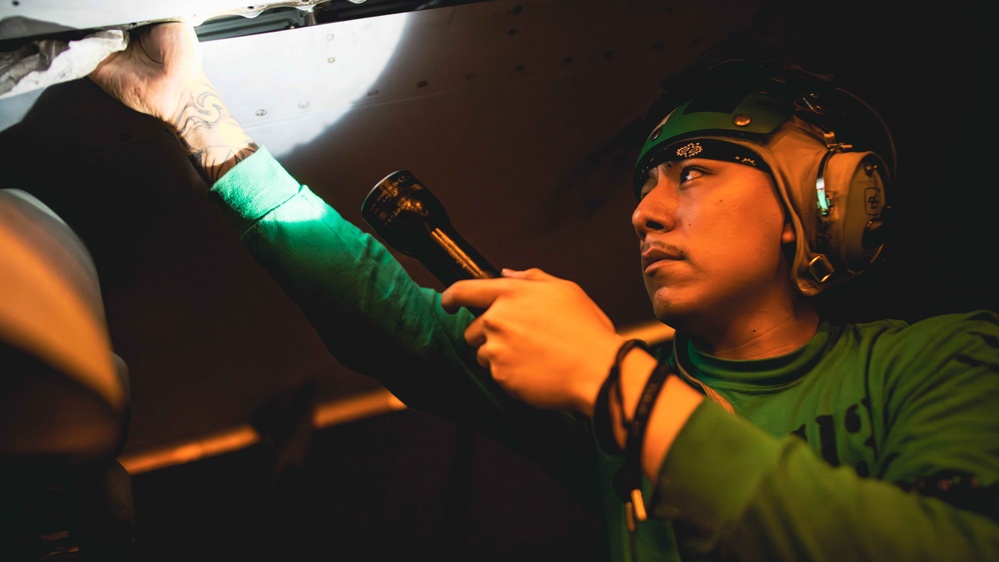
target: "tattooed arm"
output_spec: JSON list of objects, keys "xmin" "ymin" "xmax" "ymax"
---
[{"xmin": 89, "ymin": 22, "xmax": 256, "ymax": 185}]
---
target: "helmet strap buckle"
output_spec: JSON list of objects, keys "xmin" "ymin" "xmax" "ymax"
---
[{"xmin": 807, "ymin": 254, "xmax": 835, "ymax": 284}]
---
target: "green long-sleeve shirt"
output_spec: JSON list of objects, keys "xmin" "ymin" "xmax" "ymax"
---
[{"xmin": 210, "ymin": 147, "xmax": 999, "ymax": 561}]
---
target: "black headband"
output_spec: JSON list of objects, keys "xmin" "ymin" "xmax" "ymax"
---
[{"xmin": 633, "ymin": 138, "xmax": 772, "ymax": 198}]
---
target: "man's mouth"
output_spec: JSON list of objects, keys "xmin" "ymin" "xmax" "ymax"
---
[{"xmin": 641, "ymin": 242, "xmax": 683, "ymax": 273}]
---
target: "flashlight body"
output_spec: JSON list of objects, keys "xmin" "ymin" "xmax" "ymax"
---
[{"xmin": 361, "ymin": 170, "xmax": 500, "ymax": 287}]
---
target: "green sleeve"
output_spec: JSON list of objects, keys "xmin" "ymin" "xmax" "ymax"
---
[
  {"xmin": 650, "ymin": 313, "xmax": 999, "ymax": 560},
  {"xmin": 210, "ymin": 147, "xmax": 476, "ymax": 410},
  {"xmin": 208, "ymin": 148, "xmax": 602, "ymax": 504}
]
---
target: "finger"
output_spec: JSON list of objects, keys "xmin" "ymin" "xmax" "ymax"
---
[
  {"xmin": 501, "ymin": 267, "xmax": 553, "ymax": 281},
  {"xmin": 440, "ymin": 278, "xmax": 506, "ymax": 312},
  {"xmin": 461, "ymin": 317, "xmax": 490, "ymax": 368},
  {"xmin": 138, "ymin": 25, "xmax": 169, "ymax": 66},
  {"xmin": 475, "ymin": 346, "xmax": 491, "ymax": 369},
  {"xmin": 463, "ymin": 316, "xmax": 487, "ymax": 348}
]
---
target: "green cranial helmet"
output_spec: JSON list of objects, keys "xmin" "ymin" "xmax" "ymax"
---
[{"xmin": 633, "ymin": 59, "xmax": 897, "ymax": 296}]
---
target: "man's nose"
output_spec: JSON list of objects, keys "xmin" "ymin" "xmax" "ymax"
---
[{"xmin": 631, "ymin": 186, "xmax": 676, "ymax": 239}]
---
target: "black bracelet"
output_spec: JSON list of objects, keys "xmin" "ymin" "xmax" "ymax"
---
[
  {"xmin": 593, "ymin": 364, "xmax": 622, "ymax": 453},
  {"xmin": 618, "ymin": 359, "xmax": 672, "ymax": 532},
  {"xmin": 613, "ymin": 339, "xmax": 650, "ymax": 433},
  {"xmin": 593, "ymin": 339, "xmax": 650, "ymax": 454}
]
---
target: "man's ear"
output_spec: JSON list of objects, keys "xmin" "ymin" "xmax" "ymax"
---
[{"xmin": 781, "ymin": 221, "xmax": 796, "ymax": 244}]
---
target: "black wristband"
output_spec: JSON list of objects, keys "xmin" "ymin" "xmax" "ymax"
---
[
  {"xmin": 593, "ymin": 365, "xmax": 622, "ymax": 453},
  {"xmin": 593, "ymin": 339, "xmax": 650, "ymax": 454},
  {"xmin": 613, "ymin": 339, "xmax": 650, "ymax": 433},
  {"xmin": 618, "ymin": 359, "xmax": 672, "ymax": 531}
]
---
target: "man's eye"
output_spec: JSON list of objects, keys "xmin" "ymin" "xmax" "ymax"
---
[
  {"xmin": 679, "ymin": 166, "xmax": 703, "ymax": 183},
  {"xmin": 638, "ymin": 175, "xmax": 656, "ymax": 200},
  {"xmin": 639, "ymin": 166, "xmax": 661, "ymax": 199}
]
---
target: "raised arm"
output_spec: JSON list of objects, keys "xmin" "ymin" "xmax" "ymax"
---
[
  {"xmin": 88, "ymin": 22, "xmax": 256, "ymax": 185},
  {"xmin": 86, "ymin": 21, "xmax": 603, "ymax": 509}
]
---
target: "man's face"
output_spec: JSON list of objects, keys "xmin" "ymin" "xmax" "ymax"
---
[{"xmin": 632, "ymin": 157, "xmax": 795, "ymax": 330}]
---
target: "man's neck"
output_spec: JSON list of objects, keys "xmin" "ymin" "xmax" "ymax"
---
[{"xmin": 684, "ymin": 296, "xmax": 820, "ymax": 360}]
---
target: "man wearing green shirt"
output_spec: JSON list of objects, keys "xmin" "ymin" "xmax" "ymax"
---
[{"xmin": 89, "ymin": 22, "xmax": 998, "ymax": 561}]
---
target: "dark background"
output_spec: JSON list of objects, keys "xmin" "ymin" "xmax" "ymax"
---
[{"xmin": 0, "ymin": 0, "xmax": 995, "ymax": 560}]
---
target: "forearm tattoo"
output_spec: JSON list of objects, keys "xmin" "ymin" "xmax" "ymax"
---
[{"xmin": 171, "ymin": 81, "xmax": 259, "ymax": 185}]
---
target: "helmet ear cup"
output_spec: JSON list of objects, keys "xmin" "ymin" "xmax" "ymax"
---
[{"xmin": 813, "ymin": 151, "xmax": 890, "ymax": 277}]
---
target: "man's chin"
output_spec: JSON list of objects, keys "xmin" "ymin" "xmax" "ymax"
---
[
  {"xmin": 650, "ymin": 291, "xmax": 700, "ymax": 331},
  {"xmin": 651, "ymin": 301, "xmax": 684, "ymax": 328}
]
